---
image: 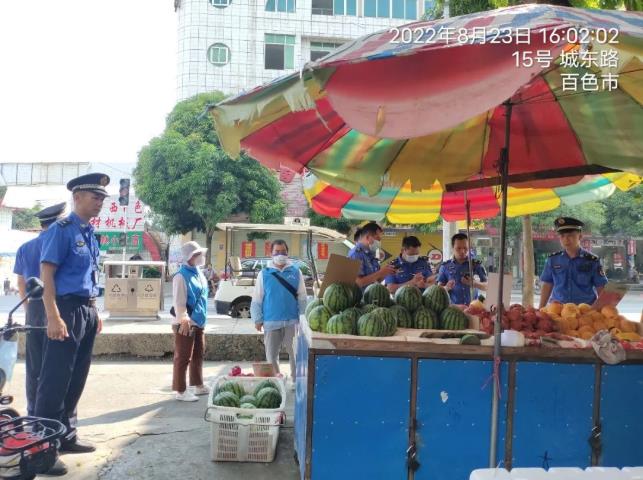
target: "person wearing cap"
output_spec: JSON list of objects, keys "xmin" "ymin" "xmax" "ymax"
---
[
  {"xmin": 384, "ymin": 236, "xmax": 436, "ymax": 293},
  {"xmin": 172, "ymin": 240, "xmax": 210, "ymax": 402},
  {"xmin": 35, "ymin": 173, "xmax": 109, "ymax": 471},
  {"xmin": 539, "ymin": 217, "xmax": 608, "ymax": 308},
  {"xmin": 348, "ymin": 222, "xmax": 396, "ymax": 289},
  {"xmin": 438, "ymin": 233, "xmax": 488, "ymax": 305},
  {"xmin": 13, "ymin": 203, "xmax": 66, "ymax": 419}
]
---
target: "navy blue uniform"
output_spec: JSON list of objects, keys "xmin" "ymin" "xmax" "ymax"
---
[
  {"xmin": 438, "ymin": 258, "xmax": 487, "ymax": 305},
  {"xmin": 384, "ymin": 256, "xmax": 432, "ymax": 289},
  {"xmin": 348, "ymin": 243, "xmax": 380, "ymax": 279},
  {"xmin": 35, "ymin": 212, "xmax": 100, "ymax": 445},
  {"xmin": 13, "ymin": 234, "xmax": 47, "ymax": 416},
  {"xmin": 540, "ymin": 249, "xmax": 608, "ymax": 305}
]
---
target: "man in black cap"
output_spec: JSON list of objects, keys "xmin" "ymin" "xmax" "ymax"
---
[
  {"xmin": 36, "ymin": 173, "xmax": 109, "ymax": 473},
  {"xmin": 539, "ymin": 217, "xmax": 608, "ymax": 308},
  {"xmin": 13, "ymin": 202, "xmax": 66, "ymax": 419}
]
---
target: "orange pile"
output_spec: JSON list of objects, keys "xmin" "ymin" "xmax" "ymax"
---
[{"xmin": 541, "ymin": 302, "xmax": 641, "ymax": 341}]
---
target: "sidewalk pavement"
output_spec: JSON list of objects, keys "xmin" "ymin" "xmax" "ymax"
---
[{"xmin": 8, "ymin": 360, "xmax": 299, "ymax": 480}]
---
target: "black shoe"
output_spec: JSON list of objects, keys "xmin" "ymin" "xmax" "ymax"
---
[
  {"xmin": 60, "ymin": 438, "xmax": 96, "ymax": 454},
  {"xmin": 40, "ymin": 458, "xmax": 68, "ymax": 476}
]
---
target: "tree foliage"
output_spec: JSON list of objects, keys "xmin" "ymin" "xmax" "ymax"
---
[
  {"xmin": 134, "ymin": 92, "xmax": 285, "ymax": 259},
  {"xmin": 12, "ymin": 205, "xmax": 41, "ymax": 231},
  {"xmin": 307, "ymin": 209, "xmax": 361, "ymax": 235},
  {"xmin": 600, "ymin": 184, "xmax": 643, "ymax": 237}
]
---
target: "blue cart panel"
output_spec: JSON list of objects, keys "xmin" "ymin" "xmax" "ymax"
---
[
  {"xmin": 294, "ymin": 329, "xmax": 310, "ymax": 479},
  {"xmin": 311, "ymin": 356, "xmax": 411, "ymax": 480},
  {"xmin": 415, "ymin": 359, "xmax": 508, "ymax": 480},
  {"xmin": 600, "ymin": 364, "xmax": 643, "ymax": 467},
  {"xmin": 512, "ymin": 362, "xmax": 594, "ymax": 468}
]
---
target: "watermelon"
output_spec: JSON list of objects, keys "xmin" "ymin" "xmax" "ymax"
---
[
  {"xmin": 308, "ymin": 305, "xmax": 332, "ymax": 332},
  {"xmin": 252, "ymin": 379, "xmax": 279, "ymax": 397},
  {"xmin": 323, "ymin": 283, "xmax": 354, "ymax": 314},
  {"xmin": 460, "ymin": 334, "xmax": 481, "ymax": 345},
  {"xmin": 240, "ymin": 403, "xmax": 256, "ymax": 409},
  {"xmin": 342, "ymin": 307, "xmax": 362, "ymax": 330},
  {"xmin": 441, "ymin": 306, "xmax": 469, "ymax": 330},
  {"xmin": 364, "ymin": 283, "xmax": 393, "ymax": 307},
  {"xmin": 217, "ymin": 380, "xmax": 245, "ymax": 398},
  {"xmin": 361, "ymin": 304, "xmax": 378, "ymax": 315},
  {"xmin": 350, "ymin": 283, "xmax": 363, "ymax": 306},
  {"xmin": 394, "ymin": 285, "xmax": 423, "ymax": 313},
  {"xmin": 371, "ymin": 307, "xmax": 396, "ymax": 335},
  {"xmin": 423, "ymin": 285, "xmax": 450, "ymax": 314},
  {"xmin": 305, "ymin": 298, "xmax": 323, "ymax": 318},
  {"xmin": 256, "ymin": 387, "xmax": 282, "ymax": 408},
  {"xmin": 326, "ymin": 312, "xmax": 355, "ymax": 335},
  {"xmin": 357, "ymin": 310, "xmax": 394, "ymax": 337},
  {"xmin": 414, "ymin": 306, "xmax": 439, "ymax": 329},
  {"xmin": 213, "ymin": 391, "xmax": 240, "ymax": 407},
  {"xmin": 240, "ymin": 395, "xmax": 257, "ymax": 406},
  {"xmin": 390, "ymin": 305, "xmax": 413, "ymax": 328}
]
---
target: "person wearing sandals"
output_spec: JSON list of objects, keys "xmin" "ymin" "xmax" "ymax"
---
[
  {"xmin": 250, "ymin": 240, "xmax": 307, "ymax": 380},
  {"xmin": 172, "ymin": 241, "xmax": 210, "ymax": 402}
]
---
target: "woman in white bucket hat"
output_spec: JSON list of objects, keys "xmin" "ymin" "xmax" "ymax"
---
[{"xmin": 172, "ymin": 241, "xmax": 209, "ymax": 402}]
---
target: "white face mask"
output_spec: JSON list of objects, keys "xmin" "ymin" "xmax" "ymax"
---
[
  {"xmin": 371, "ymin": 239, "xmax": 381, "ymax": 251},
  {"xmin": 273, "ymin": 255, "xmax": 288, "ymax": 266},
  {"xmin": 403, "ymin": 254, "xmax": 419, "ymax": 263},
  {"xmin": 194, "ymin": 255, "xmax": 206, "ymax": 267}
]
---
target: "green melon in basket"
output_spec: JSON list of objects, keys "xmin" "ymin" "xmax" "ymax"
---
[
  {"xmin": 240, "ymin": 403, "xmax": 256, "ymax": 409},
  {"xmin": 217, "ymin": 380, "xmax": 245, "ymax": 398},
  {"xmin": 305, "ymin": 298, "xmax": 323, "ymax": 318},
  {"xmin": 364, "ymin": 283, "xmax": 393, "ymax": 307},
  {"xmin": 307, "ymin": 305, "xmax": 332, "ymax": 332},
  {"xmin": 213, "ymin": 391, "xmax": 240, "ymax": 407},
  {"xmin": 326, "ymin": 312, "xmax": 355, "ymax": 335},
  {"xmin": 255, "ymin": 387, "xmax": 282, "ymax": 408},
  {"xmin": 252, "ymin": 379, "xmax": 279, "ymax": 397},
  {"xmin": 240, "ymin": 394, "xmax": 257, "ymax": 406},
  {"xmin": 441, "ymin": 306, "xmax": 469, "ymax": 330},
  {"xmin": 350, "ymin": 283, "xmax": 363, "ymax": 306},
  {"xmin": 423, "ymin": 285, "xmax": 450, "ymax": 315},
  {"xmin": 394, "ymin": 285, "xmax": 423, "ymax": 313},
  {"xmin": 414, "ymin": 306, "xmax": 439, "ymax": 329}
]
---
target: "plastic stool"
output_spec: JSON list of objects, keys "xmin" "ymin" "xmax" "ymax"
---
[
  {"xmin": 622, "ymin": 467, "xmax": 643, "ymax": 480},
  {"xmin": 510, "ymin": 467, "xmax": 548, "ymax": 479},
  {"xmin": 470, "ymin": 468, "xmax": 512, "ymax": 479},
  {"xmin": 547, "ymin": 467, "xmax": 585, "ymax": 479},
  {"xmin": 584, "ymin": 467, "xmax": 626, "ymax": 479}
]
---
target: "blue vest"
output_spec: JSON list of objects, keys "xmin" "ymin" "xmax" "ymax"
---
[
  {"xmin": 261, "ymin": 265, "xmax": 300, "ymax": 323},
  {"xmin": 177, "ymin": 265, "xmax": 208, "ymax": 328}
]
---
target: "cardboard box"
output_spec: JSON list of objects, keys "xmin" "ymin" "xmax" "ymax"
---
[{"xmin": 318, "ymin": 254, "xmax": 361, "ymax": 297}]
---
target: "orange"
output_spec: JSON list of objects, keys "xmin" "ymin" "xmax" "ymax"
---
[
  {"xmin": 578, "ymin": 303, "xmax": 592, "ymax": 314},
  {"xmin": 601, "ymin": 305, "xmax": 619, "ymax": 319}
]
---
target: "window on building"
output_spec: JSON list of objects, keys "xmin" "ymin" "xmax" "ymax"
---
[
  {"xmin": 207, "ymin": 43, "xmax": 231, "ymax": 66},
  {"xmin": 313, "ymin": 0, "xmax": 355, "ymax": 15},
  {"xmin": 310, "ymin": 41, "xmax": 343, "ymax": 61},
  {"xmin": 209, "ymin": 0, "xmax": 232, "ymax": 7},
  {"xmin": 365, "ymin": 0, "xmax": 417, "ymax": 19},
  {"xmin": 265, "ymin": 34, "xmax": 295, "ymax": 70},
  {"xmin": 265, "ymin": 0, "xmax": 295, "ymax": 12}
]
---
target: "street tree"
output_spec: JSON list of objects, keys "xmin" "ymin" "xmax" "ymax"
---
[{"xmin": 134, "ymin": 92, "xmax": 285, "ymax": 263}]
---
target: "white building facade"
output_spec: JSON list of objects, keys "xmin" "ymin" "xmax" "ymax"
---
[{"xmin": 176, "ymin": 0, "xmax": 430, "ymax": 100}]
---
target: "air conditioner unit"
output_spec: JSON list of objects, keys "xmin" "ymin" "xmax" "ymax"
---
[{"xmin": 284, "ymin": 217, "xmax": 310, "ymax": 227}]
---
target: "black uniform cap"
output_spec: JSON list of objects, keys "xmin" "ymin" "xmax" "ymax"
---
[
  {"xmin": 555, "ymin": 217, "xmax": 584, "ymax": 233},
  {"xmin": 66, "ymin": 173, "xmax": 110, "ymax": 197},
  {"xmin": 35, "ymin": 202, "xmax": 67, "ymax": 225}
]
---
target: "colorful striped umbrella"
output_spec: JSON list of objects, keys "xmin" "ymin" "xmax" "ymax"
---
[{"xmin": 303, "ymin": 170, "xmax": 641, "ymax": 223}]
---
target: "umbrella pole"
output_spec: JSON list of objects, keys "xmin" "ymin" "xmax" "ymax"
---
[
  {"xmin": 489, "ymin": 101, "xmax": 512, "ymax": 468},
  {"xmin": 465, "ymin": 192, "xmax": 475, "ymax": 302}
]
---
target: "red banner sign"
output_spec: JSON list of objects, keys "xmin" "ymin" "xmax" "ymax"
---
[
  {"xmin": 241, "ymin": 241, "xmax": 256, "ymax": 258},
  {"xmin": 317, "ymin": 242, "xmax": 329, "ymax": 260},
  {"xmin": 627, "ymin": 239, "xmax": 636, "ymax": 256},
  {"xmin": 264, "ymin": 241, "xmax": 272, "ymax": 256}
]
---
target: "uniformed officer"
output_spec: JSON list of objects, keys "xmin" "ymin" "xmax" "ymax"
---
[
  {"xmin": 438, "ymin": 233, "xmax": 488, "ymax": 305},
  {"xmin": 348, "ymin": 222, "xmax": 395, "ymax": 289},
  {"xmin": 385, "ymin": 236, "xmax": 436, "ymax": 293},
  {"xmin": 538, "ymin": 217, "xmax": 607, "ymax": 307},
  {"xmin": 35, "ymin": 173, "xmax": 109, "ymax": 472},
  {"xmin": 13, "ymin": 202, "xmax": 66, "ymax": 417}
]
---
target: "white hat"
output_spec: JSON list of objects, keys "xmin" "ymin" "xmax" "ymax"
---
[{"xmin": 181, "ymin": 241, "xmax": 207, "ymax": 262}]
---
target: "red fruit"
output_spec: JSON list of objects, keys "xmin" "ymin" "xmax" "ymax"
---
[
  {"xmin": 230, "ymin": 366, "xmax": 242, "ymax": 376},
  {"xmin": 537, "ymin": 318, "xmax": 554, "ymax": 333},
  {"xmin": 523, "ymin": 312, "xmax": 538, "ymax": 327},
  {"xmin": 510, "ymin": 319, "xmax": 523, "ymax": 331},
  {"xmin": 510, "ymin": 304, "xmax": 525, "ymax": 313},
  {"xmin": 501, "ymin": 315, "xmax": 510, "ymax": 330},
  {"xmin": 507, "ymin": 309, "xmax": 522, "ymax": 323}
]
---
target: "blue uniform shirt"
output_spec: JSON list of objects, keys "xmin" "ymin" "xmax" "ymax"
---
[
  {"xmin": 40, "ymin": 212, "xmax": 100, "ymax": 297},
  {"xmin": 348, "ymin": 243, "xmax": 380, "ymax": 278},
  {"xmin": 384, "ymin": 256, "xmax": 432, "ymax": 288},
  {"xmin": 438, "ymin": 258, "xmax": 488, "ymax": 305},
  {"xmin": 14, "ymin": 232, "xmax": 46, "ymax": 279},
  {"xmin": 540, "ymin": 248, "xmax": 608, "ymax": 305}
]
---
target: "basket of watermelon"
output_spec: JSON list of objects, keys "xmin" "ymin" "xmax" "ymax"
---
[{"xmin": 205, "ymin": 376, "xmax": 286, "ymax": 463}]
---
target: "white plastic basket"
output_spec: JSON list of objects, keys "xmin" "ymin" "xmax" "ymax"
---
[{"xmin": 204, "ymin": 376, "xmax": 286, "ymax": 463}]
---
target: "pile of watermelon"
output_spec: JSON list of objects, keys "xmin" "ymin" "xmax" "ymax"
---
[
  {"xmin": 305, "ymin": 282, "xmax": 470, "ymax": 337},
  {"xmin": 212, "ymin": 379, "xmax": 282, "ymax": 409}
]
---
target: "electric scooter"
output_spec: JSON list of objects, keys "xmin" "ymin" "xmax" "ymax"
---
[{"xmin": 0, "ymin": 278, "xmax": 65, "ymax": 479}]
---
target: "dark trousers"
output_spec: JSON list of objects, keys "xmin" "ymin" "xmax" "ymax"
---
[
  {"xmin": 172, "ymin": 326, "xmax": 205, "ymax": 393},
  {"xmin": 35, "ymin": 297, "xmax": 98, "ymax": 445},
  {"xmin": 25, "ymin": 300, "xmax": 46, "ymax": 416}
]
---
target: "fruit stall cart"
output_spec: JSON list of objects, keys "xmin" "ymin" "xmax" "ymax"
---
[{"xmin": 293, "ymin": 315, "xmax": 643, "ymax": 480}]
